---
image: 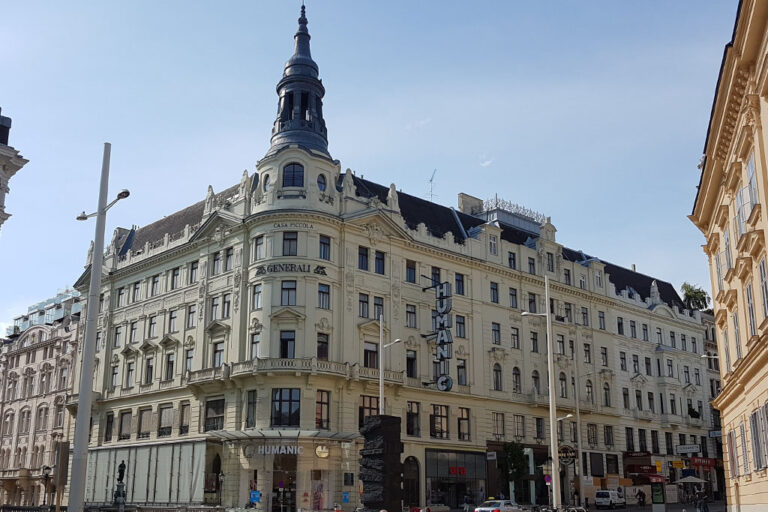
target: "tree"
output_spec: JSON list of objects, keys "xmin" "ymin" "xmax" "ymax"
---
[
  {"xmin": 680, "ymin": 282, "xmax": 710, "ymax": 311},
  {"xmin": 498, "ymin": 442, "xmax": 528, "ymax": 502}
]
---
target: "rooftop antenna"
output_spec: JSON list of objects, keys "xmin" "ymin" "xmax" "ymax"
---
[{"xmin": 427, "ymin": 169, "xmax": 437, "ymax": 202}]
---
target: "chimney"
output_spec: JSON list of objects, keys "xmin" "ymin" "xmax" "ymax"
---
[
  {"xmin": 632, "ymin": 264, "xmax": 636, "ymax": 272},
  {"xmin": 458, "ymin": 193, "xmax": 484, "ymax": 215}
]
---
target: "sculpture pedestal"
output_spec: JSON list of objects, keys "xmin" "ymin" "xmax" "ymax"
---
[{"xmin": 114, "ymin": 481, "xmax": 127, "ymax": 512}]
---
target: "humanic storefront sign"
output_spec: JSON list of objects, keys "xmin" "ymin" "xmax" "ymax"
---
[{"xmin": 431, "ymin": 281, "xmax": 453, "ymax": 391}]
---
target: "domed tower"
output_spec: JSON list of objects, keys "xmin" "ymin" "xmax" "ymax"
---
[{"xmin": 265, "ymin": 5, "xmax": 330, "ymax": 160}]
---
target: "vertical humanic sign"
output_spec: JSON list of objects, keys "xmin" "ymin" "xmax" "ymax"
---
[{"xmin": 433, "ymin": 282, "xmax": 453, "ymax": 391}]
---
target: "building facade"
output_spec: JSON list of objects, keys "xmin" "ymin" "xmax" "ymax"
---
[
  {"xmin": 70, "ymin": 7, "xmax": 717, "ymax": 510},
  {"xmin": 690, "ymin": 2, "xmax": 768, "ymax": 511},
  {"xmin": 0, "ymin": 107, "xmax": 28, "ymax": 230},
  {"xmin": 0, "ymin": 290, "xmax": 81, "ymax": 505}
]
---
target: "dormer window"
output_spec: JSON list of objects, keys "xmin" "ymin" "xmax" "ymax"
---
[
  {"xmin": 317, "ymin": 174, "xmax": 327, "ymax": 192},
  {"xmin": 283, "ymin": 163, "xmax": 304, "ymax": 188}
]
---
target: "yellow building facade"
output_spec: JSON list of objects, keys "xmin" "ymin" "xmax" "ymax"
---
[{"xmin": 690, "ymin": 1, "xmax": 768, "ymax": 510}]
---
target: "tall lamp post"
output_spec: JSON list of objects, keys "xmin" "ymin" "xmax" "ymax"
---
[
  {"xmin": 69, "ymin": 143, "xmax": 130, "ymax": 511},
  {"xmin": 522, "ymin": 275, "xmax": 560, "ymax": 511},
  {"xmin": 42, "ymin": 465, "xmax": 51, "ymax": 506},
  {"xmin": 378, "ymin": 314, "xmax": 401, "ymax": 415}
]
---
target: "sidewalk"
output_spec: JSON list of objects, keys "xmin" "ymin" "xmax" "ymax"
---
[{"xmin": 595, "ymin": 503, "xmax": 726, "ymax": 512}]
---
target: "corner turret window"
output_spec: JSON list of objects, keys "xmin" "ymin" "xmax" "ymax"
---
[
  {"xmin": 283, "ymin": 163, "xmax": 304, "ymax": 188},
  {"xmin": 263, "ymin": 175, "xmax": 271, "ymax": 192},
  {"xmin": 317, "ymin": 174, "xmax": 327, "ymax": 191}
]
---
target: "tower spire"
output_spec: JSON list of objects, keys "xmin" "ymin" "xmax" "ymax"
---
[{"xmin": 265, "ymin": 5, "xmax": 330, "ymax": 159}]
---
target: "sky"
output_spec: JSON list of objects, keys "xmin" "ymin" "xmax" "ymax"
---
[{"xmin": 0, "ymin": 1, "xmax": 737, "ymax": 330}]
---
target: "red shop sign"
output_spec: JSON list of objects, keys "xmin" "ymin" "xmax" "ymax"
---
[
  {"xmin": 691, "ymin": 457, "xmax": 716, "ymax": 467},
  {"xmin": 449, "ymin": 466, "xmax": 466, "ymax": 476}
]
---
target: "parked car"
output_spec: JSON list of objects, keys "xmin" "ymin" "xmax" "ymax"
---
[
  {"xmin": 594, "ymin": 490, "xmax": 626, "ymax": 509},
  {"xmin": 473, "ymin": 500, "xmax": 524, "ymax": 512}
]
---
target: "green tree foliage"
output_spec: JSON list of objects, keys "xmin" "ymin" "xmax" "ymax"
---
[
  {"xmin": 498, "ymin": 442, "xmax": 527, "ymax": 498},
  {"xmin": 680, "ymin": 282, "xmax": 710, "ymax": 311}
]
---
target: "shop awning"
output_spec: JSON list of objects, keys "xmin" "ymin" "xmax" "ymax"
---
[{"xmin": 204, "ymin": 428, "xmax": 362, "ymax": 442}]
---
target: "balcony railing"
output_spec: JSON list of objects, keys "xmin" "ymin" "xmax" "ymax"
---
[
  {"xmin": 204, "ymin": 417, "xmax": 224, "ymax": 432},
  {"xmin": 157, "ymin": 426, "xmax": 172, "ymax": 437}
]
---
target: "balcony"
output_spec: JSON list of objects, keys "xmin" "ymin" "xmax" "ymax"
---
[
  {"xmin": 204, "ymin": 417, "xmax": 224, "ymax": 432},
  {"xmin": 157, "ymin": 426, "xmax": 172, "ymax": 437},
  {"xmin": 632, "ymin": 409, "xmax": 653, "ymax": 421}
]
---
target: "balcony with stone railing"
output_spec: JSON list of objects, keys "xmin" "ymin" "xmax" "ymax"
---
[{"xmin": 632, "ymin": 409, "xmax": 653, "ymax": 422}]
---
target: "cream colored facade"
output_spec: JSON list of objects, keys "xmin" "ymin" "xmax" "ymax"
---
[
  {"xmin": 0, "ymin": 291, "xmax": 81, "ymax": 505},
  {"xmin": 690, "ymin": 2, "xmax": 768, "ymax": 510},
  {"xmin": 67, "ymin": 155, "xmax": 717, "ymax": 509}
]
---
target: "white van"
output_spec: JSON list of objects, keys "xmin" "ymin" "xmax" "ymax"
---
[{"xmin": 594, "ymin": 489, "xmax": 626, "ymax": 509}]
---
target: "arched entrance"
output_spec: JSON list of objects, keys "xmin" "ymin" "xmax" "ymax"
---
[{"xmin": 403, "ymin": 456, "xmax": 420, "ymax": 508}]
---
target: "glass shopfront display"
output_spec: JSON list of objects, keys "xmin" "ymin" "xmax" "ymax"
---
[{"xmin": 425, "ymin": 449, "xmax": 487, "ymax": 509}]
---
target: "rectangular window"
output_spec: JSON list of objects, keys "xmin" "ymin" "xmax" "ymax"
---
[
  {"xmin": 747, "ymin": 283, "xmax": 757, "ymax": 337},
  {"xmin": 319, "ymin": 235, "xmax": 331, "ymax": 260},
  {"xmin": 598, "ymin": 311, "xmax": 605, "ymax": 330},
  {"xmin": 359, "ymin": 294, "xmax": 369, "ymax": 318},
  {"xmin": 253, "ymin": 235, "xmax": 265, "ymax": 261},
  {"xmin": 584, "ymin": 343, "xmax": 591, "ymax": 363},
  {"xmin": 406, "ymin": 304, "xmax": 417, "ymax": 328},
  {"xmin": 168, "ymin": 310, "xmax": 178, "ymax": 333},
  {"xmin": 358, "ymin": 246, "xmax": 369, "ymax": 270},
  {"xmin": 458, "ymin": 407, "xmax": 470, "ymax": 441},
  {"xmin": 564, "ymin": 268, "xmax": 571, "ymax": 285},
  {"xmin": 157, "ymin": 405, "xmax": 173, "ymax": 437},
  {"xmin": 318, "ymin": 283, "xmax": 330, "ymax": 309},
  {"xmin": 528, "ymin": 257, "xmax": 536, "ymax": 275},
  {"xmin": 151, "ymin": 274, "xmax": 160, "ymax": 296},
  {"xmin": 455, "ymin": 273, "xmax": 465, "ymax": 295},
  {"xmin": 629, "ymin": 320, "xmax": 637, "ymax": 338},
  {"xmin": 213, "ymin": 342, "xmax": 224, "ymax": 368},
  {"xmin": 114, "ymin": 326, "xmax": 122, "ymax": 348},
  {"xmin": 280, "ymin": 331, "xmax": 296, "ymax": 358},
  {"xmin": 601, "ymin": 347, "xmax": 608, "ymax": 367},
  {"xmin": 179, "ymin": 403, "xmax": 190, "ymax": 435},
  {"xmin": 406, "ymin": 260, "xmax": 416, "ymax": 283},
  {"xmin": 252, "ymin": 284, "xmax": 263, "ymax": 310},
  {"xmin": 509, "ymin": 288, "xmax": 518, "ymax": 308},
  {"xmin": 489, "ymin": 235, "xmax": 498, "ymax": 255},
  {"xmin": 531, "ymin": 332, "xmax": 539, "ymax": 353},
  {"xmin": 117, "ymin": 287, "xmax": 126, "ymax": 307},
  {"xmin": 271, "ymin": 388, "xmax": 300, "ymax": 427},
  {"xmin": 457, "ymin": 359, "xmax": 467, "ymax": 386},
  {"xmin": 283, "ymin": 232, "xmax": 298, "ymax": 256},
  {"xmin": 373, "ymin": 296, "xmax": 384, "ymax": 319},
  {"xmin": 431, "ymin": 266, "xmax": 441, "ymax": 285},
  {"xmin": 148, "ymin": 315, "xmax": 157, "ymax": 337},
  {"xmin": 317, "ymin": 333, "xmax": 329, "ymax": 361},
  {"xmin": 187, "ymin": 304, "xmax": 196, "ymax": 328},
  {"xmin": 364, "ymin": 342, "xmax": 378, "ymax": 368},
  {"xmin": 315, "ymin": 390, "xmax": 330, "ymax": 430},
  {"xmin": 604, "ymin": 425, "xmax": 614, "ymax": 446},
  {"xmin": 164, "ymin": 353, "xmax": 174, "ymax": 380},
  {"xmin": 564, "ymin": 302, "xmax": 572, "ymax": 322},
  {"xmin": 508, "ymin": 252, "xmax": 516, "ymax": 269},
  {"xmin": 118, "ymin": 411, "xmax": 132, "ymax": 440},
  {"xmin": 204, "ymin": 398, "xmax": 225, "ymax": 432},
  {"xmin": 406, "ymin": 350, "xmax": 417, "ymax": 378},
  {"xmin": 511, "ymin": 327, "xmax": 520, "ymax": 349},
  {"xmin": 132, "ymin": 282, "xmax": 141, "ymax": 302},
  {"xmin": 595, "ymin": 270, "xmax": 603, "ymax": 288},
  {"xmin": 493, "ymin": 412, "xmax": 505, "ymax": 440},
  {"xmin": 104, "ymin": 413, "xmax": 114, "ymax": 442},
  {"xmin": 374, "ymin": 251, "xmax": 385, "ymax": 275},
  {"xmin": 359, "ymin": 395, "xmax": 379, "ymax": 428},
  {"xmin": 407, "ymin": 402, "xmax": 420, "ymax": 437},
  {"xmin": 625, "ymin": 427, "xmax": 635, "ymax": 452},
  {"xmin": 430, "ymin": 404, "xmax": 449, "ymax": 439},
  {"xmin": 528, "ymin": 293, "xmax": 537, "ymax": 313},
  {"xmin": 188, "ymin": 261, "xmax": 199, "ymax": 284},
  {"xmin": 579, "ymin": 274, "xmax": 586, "ymax": 289},
  {"xmin": 491, "ymin": 323, "xmax": 501, "ymax": 344},
  {"xmin": 546, "ymin": 252, "xmax": 554, "ymax": 272},
  {"xmin": 281, "ymin": 281, "xmax": 297, "ymax": 306},
  {"xmin": 617, "ymin": 317, "xmax": 624, "ymax": 335},
  {"xmin": 210, "ymin": 297, "xmax": 220, "ymax": 320},
  {"xmin": 490, "ymin": 282, "xmax": 499, "ymax": 303},
  {"xmin": 125, "ymin": 362, "xmax": 135, "ymax": 388},
  {"xmin": 169, "ymin": 267, "xmax": 180, "ymax": 290},
  {"xmin": 535, "ymin": 418, "xmax": 545, "ymax": 440},
  {"xmin": 632, "ymin": 354, "xmax": 639, "ymax": 373},
  {"xmin": 144, "ymin": 357, "xmax": 154, "ymax": 384},
  {"xmin": 588, "ymin": 424, "xmax": 598, "ymax": 445},
  {"xmin": 456, "ymin": 315, "xmax": 466, "ymax": 338},
  {"xmin": 514, "ymin": 414, "xmax": 526, "ymax": 438},
  {"xmin": 185, "ymin": 349, "xmax": 194, "ymax": 371},
  {"xmin": 224, "ymin": 247, "xmax": 233, "ymax": 271},
  {"xmin": 111, "ymin": 366, "xmax": 118, "ymax": 387},
  {"xmin": 645, "ymin": 357, "xmax": 652, "ymax": 376}
]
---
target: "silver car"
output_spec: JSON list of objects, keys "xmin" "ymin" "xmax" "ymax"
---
[{"xmin": 474, "ymin": 500, "xmax": 524, "ymax": 512}]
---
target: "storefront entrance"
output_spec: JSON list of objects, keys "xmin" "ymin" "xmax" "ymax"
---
[
  {"xmin": 425, "ymin": 449, "xmax": 486, "ymax": 510},
  {"xmin": 272, "ymin": 454, "xmax": 297, "ymax": 512}
]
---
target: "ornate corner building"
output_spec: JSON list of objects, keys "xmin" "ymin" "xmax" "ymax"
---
[
  {"xmin": 68, "ymin": 7, "xmax": 718, "ymax": 510},
  {"xmin": 690, "ymin": 1, "xmax": 768, "ymax": 510},
  {"xmin": 0, "ymin": 290, "xmax": 81, "ymax": 505},
  {"xmin": 0, "ymin": 107, "xmax": 28, "ymax": 231}
]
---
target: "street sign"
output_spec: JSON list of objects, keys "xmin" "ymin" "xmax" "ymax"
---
[
  {"xmin": 251, "ymin": 491, "xmax": 261, "ymax": 503},
  {"xmin": 655, "ymin": 461, "xmax": 663, "ymax": 473},
  {"xmin": 558, "ymin": 445, "xmax": 577, "ymax": 462},
  {"xmin": 544, "ymin": 475, "xmax": 552, "ymax": 485},
  {"xmin": 675, "ymin": 444, "xmax": 700, "ymax": 454},
  {"xmin": 486, "ymin": 451, "xmax": 497, "ymax": 461}
]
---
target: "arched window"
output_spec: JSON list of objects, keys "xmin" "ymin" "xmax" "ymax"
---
[
  {"xmin": 603, "ymin": 382, "xmax": 611, "ymax": 407},
  {"xmin": 559, "ymin": 372, "xmax": 567, "ymax": 398},
  {"xmin": 403, "ymin": 456, "xmax": 420, "ymax": 507},
  {"xmin": 493, "ymin": 364, "xmax": 503, "ymax": 391},
  {"xmin": 512, "ymin": 367, "xmax": 521, "ymax": 393},
  {"xmin": 532, "ymin": 370, "xmax": 540, "ymax": 394},
  {"xmin": 317, "ymin": 173, "xmax": 327, "ymax": 192},
  {"xmin": 282, "ymin": 163, "xmax": 305, "ymax": 188},
  {"xmin": 36, "ymin": 407, "xmax": 48, "ymax": 431},
  {"xmin": 263, "ymin": 174, "xmax": 271, "ymax": 192},
  {"xmin": 586, "ymin": 380, "xmax": 594, "ymax": 403},
  {"xmin": 2, "ymin": 412, "xmax": 14, "ymax": 436}
]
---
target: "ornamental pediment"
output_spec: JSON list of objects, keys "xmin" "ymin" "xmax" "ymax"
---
[
  {"xmin": 683, "ymin": 383, "xmax": 697, "ymax": 394},
  {"xmin": 344, "ymin": 212, "xmax": 411, "ymax": 245},
  {"xmin": 188, "ymin": 211, "xmax": 241, "ymax": 245},
  {"xmin": 630, "ymin": 373, "xmax": 647, "ymax": 385},
  {"xmin": 139, "ymin": 340, "xmax": 159, "ymax": 352},
  {"xmin": 205, "ymin": 320, "xmax": 232, "ymax": 336},
  {"xmin": 269, "ymin": 307, "xmax": 306, "ymax": 323},
  {"xmin": 159, "ymin": 334, "xmax": 180, "ymax": 348},
  {"xmin": 121, "ymin": 345, "xmax": 139, "ymax": 357},
  {"xmin": 357, "ymin": 319, "xmax": 389, "ymax": 339},
  {"xmin": 648, "ymin": 304, "xmax": 675, "ymax": 318}
]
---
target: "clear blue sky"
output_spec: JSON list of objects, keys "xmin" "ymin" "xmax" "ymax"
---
[{"xmin": 0, "ymin": 1, "xmax": 737, "ymax": 328}]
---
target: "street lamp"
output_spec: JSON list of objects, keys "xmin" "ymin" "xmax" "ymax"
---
[
  {"xmin": 522, "ymin": 275, "xmax": 561, "ymax": 511},
  {"xmin": 379, "ymin": 314, "xmax": 401, "ymax": 415},
  {"xmin": 69, "ymin": 143, "xmax": 130, "ymax": 512},
  {"xmin": 557, "ymin": 414, "xmax": 574, "ymax": 422},
  {"xmin": 42, "ymin": 465, "xmax": 51, "ymax": 506}
]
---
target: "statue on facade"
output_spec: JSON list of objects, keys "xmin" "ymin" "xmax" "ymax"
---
[
  {"xmin": 114, "ymin": 460, "xmax": 127, "ymax": 507},
  {"xmin": 117, "ymin": 460, "xmax": 126, "ymax": 483}
]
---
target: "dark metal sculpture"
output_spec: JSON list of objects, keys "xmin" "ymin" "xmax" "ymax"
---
[{"xmin": 359, "ymin": 415, "xmax": 402, "ymax": 512}]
